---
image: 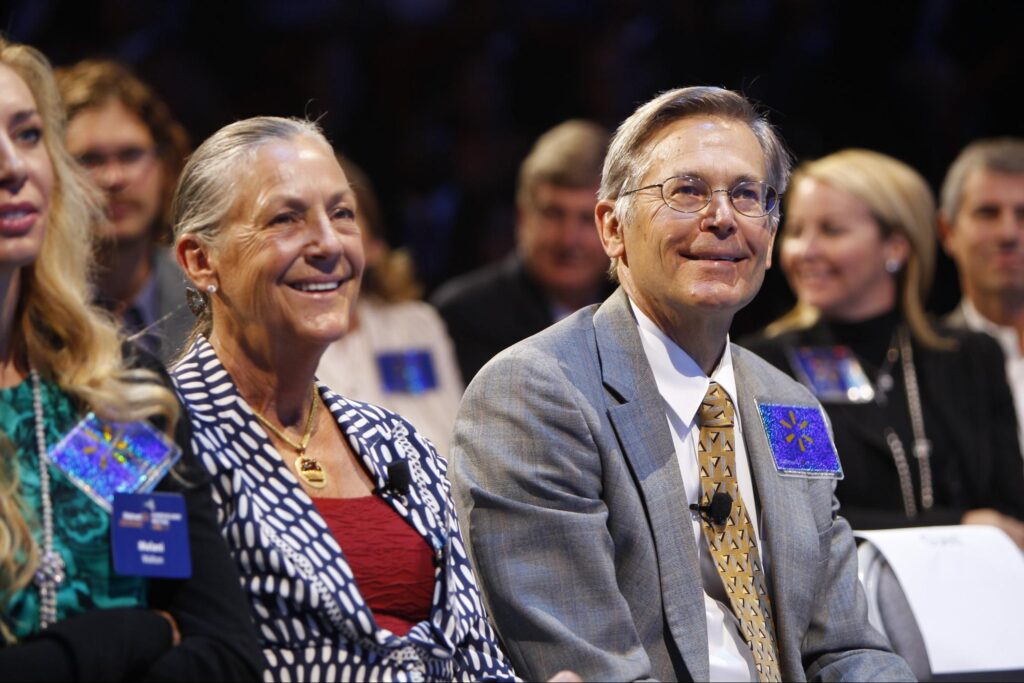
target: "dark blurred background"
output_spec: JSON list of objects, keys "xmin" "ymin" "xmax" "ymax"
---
[{"xmin": 4, "ymin": 0, "xmax": 1022, "ymax": 335}]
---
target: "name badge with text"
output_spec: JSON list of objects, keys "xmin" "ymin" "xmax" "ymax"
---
[
  {"xmin": 111, "ymin": 492, "xmax": 191, "ymax": 579},
  {"xmin": 377, "ymin": 350, "xmax": 439, "ymax": 394},
  {"xmin": 787, "ymin": 346, "xmax": 875, "ymax": 403}
]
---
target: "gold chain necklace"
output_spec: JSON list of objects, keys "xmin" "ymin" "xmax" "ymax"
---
[{"xmin": 250, "ymin": 384, "xmax": 327, "ymax": 489}]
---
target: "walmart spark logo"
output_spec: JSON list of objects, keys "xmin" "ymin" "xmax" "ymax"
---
[
  {"xmin": 779, "ymin": 410, "xmax": 814, "ymax": 452},
  {"xmin": 757, "ymin": 402, "xmax": 842, "ymax": 476}
]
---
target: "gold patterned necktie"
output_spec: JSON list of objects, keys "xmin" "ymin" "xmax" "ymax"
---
[{"xmin": 696, "ymin": 381, "xmax": 781, "ymax": 682}]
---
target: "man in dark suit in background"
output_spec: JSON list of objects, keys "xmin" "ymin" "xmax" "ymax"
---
[
  {"xmin": 431, "ymin": 120, "xmax": 612, "ymax": 383},
  {"xmin": 938, "ymin": 137, "xmax": 1024, "ymax": 460}
]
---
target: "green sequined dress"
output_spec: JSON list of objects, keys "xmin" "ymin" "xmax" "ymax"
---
[{"xmin": 0, "ymin": 376, "xmax": 146, "ymax": 641}]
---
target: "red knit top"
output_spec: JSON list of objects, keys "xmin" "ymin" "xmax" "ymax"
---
[{"xmin": 314, "ymin": 495, "xmax": 435, "ymax": 636}]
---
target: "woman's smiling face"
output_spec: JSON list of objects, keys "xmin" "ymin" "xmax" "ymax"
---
[
  {"xmin": 781, "ymin": 177, "xmax": 905, "ymax": 321},
  {"xmin": 206, "ymin": 134, "xmax": 364, "ymax": 355},
  {"xmin": 0, "ymin": 63, "xmax": 54, "ymax": 277}
]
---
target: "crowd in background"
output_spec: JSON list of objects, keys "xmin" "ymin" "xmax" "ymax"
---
[{"xmin": 5, "ymin": 0, "xmax": 1022, "ymax": 333}]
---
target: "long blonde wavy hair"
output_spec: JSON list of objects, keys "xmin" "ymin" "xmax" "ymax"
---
[
  {"xmin": 765, "ymin": 148, "xmax": 951, "ymax": 349},
  {"xmin": 0, "ymin": 37, "xmax": 180, "ymax": 607}
]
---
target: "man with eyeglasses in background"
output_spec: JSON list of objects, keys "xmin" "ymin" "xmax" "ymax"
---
[
  {"xmin": 451, "ymin": 86, "xmax": 913, "ymax": 682},
  {"xmin": 57, "ymin": 60, "xmax": 192, "ymax": 363}
]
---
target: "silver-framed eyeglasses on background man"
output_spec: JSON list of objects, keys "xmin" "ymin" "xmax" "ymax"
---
[{"xmin": 621, "ymin": 175, "xmax": 780, "ymax": 217}]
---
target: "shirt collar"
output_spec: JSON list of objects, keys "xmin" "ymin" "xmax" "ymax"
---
[
  {"xmin": 960, "ymin": 298, "xmax": 1021, "ymax": 360},
  {"xmin": 629, "ymin": 298, "xmax": 738, "ymax": 426}
]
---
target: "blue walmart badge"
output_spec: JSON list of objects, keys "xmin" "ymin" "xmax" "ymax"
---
[
  {"xmin": 377, "ymin": 350, "xmax": 438, "ymax": 394},
  {"xmin": 756, "ymin": 402, "xmax": 843, "ymax": 479}
]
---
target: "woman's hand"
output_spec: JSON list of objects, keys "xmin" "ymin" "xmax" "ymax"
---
[
  {"xmin": 962, "ymin": 508, "xmax": 1024, "ymax": 549},
  {"xmin": 547, "ymin": 671, "xmax": 583, "ymax": 682},
  {"xmin": 154, "ymin": 610, "xmax": 181, "ymax": 647}
]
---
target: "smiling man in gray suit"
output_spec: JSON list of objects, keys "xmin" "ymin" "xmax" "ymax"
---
[{"xmin": 451, "ymin": 86, "xmax": 914, "ymax": 682}]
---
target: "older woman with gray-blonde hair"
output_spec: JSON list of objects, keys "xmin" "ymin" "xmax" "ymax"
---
[
  {"xmin": 745, "ymin": 148, "xmax": 1024, "ymax": 542},
  {"xmin": 170, "ymin": 116, "xmax": 519, "ymax": 682}
]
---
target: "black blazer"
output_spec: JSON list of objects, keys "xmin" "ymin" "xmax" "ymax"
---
[
  {"xmin": 431, "ymin": 254, "xmax": 559, "ymax": 383},
  {"xmin": 432, "ymin": 254, "xmax": 618, "ymax": 383},
  {"xmin": 0, "ymin": 348, "xmax": 263, "ymax": 682},
  {"xmin": 743, "ymin": 320, "xmax": 1024, "ymax": 530}
]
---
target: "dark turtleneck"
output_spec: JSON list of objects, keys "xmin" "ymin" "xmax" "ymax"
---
[{"xmin": 824, "ymin": 308, "xmax": 902, "ymax": 372}]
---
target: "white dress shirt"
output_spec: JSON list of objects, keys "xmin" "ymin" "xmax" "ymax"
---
[
  {"xmin": 959, "ymin": 299, "xmax": 1024, "ymax": 466},
  {"xmin": 631, "ymin": 300, "xmax": 761, "ymax": 682}
]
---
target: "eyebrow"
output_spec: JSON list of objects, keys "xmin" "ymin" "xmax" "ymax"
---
[
  {"xmin": 665, "ymin": 170, "xmax": 763, "ymax": 185},
  {"xmin": 327, "ymin": 189, "xmax": 356, "ymax": 206},
  {"xmin": 8, "ymin": 109, "xmax": 40, "ymax": 127},
  {"xmin": 261, "ymin": 188, "xmax": 356, "ymax": 213}
]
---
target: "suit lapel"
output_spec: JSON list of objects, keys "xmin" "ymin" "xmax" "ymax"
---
[
  {"xmin": 732, "ymin": 349, "xmax": 823, "ymax": 675},
  {"xmin": 595, "ymin": 290, "xmax": 710, "ymax": 681}
]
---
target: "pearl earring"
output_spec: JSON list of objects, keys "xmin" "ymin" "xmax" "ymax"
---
[
  {"xmin": 885, "ymin": 258, "xmax": 902, "ymax": 274},
  {"xmin": 206, "ymin": 284, "xmax": 217, "ymax": 294}
]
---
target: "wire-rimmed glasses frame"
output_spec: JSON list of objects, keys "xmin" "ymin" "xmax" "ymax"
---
[
  {"xmin": 620, "ymin": 175, "xmax": 780, "ymax": 218},
  {"xmin": 75, "ymin": 145, "xmax": 160, "ymax": 184}
]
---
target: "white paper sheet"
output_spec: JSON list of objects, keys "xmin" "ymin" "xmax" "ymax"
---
[{"xmin": 856, "ymin": 525, "xmax": 1024, "ymax": 674}]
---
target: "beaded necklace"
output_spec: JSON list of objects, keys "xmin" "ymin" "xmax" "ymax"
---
[{"xmin": 29, "ymin": 367, "xmax": 66, "ymax": 630}]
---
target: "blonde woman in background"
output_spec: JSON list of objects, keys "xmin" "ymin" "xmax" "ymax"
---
[
  {"xmin": 0, "ymin": 36, "xmax": 260, "ymax": 679},
  {"xmin": 316, "ymin": 156, "xmax": 463, "ymax": 456},
  {"xmin": 744, "ymin": 148, "xmax": 1024, "ymax": 543}
]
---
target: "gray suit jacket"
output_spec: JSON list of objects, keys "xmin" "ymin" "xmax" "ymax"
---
[{"xmin": 451, "ymin": 288, "xmax": 914, "ymax": 682}]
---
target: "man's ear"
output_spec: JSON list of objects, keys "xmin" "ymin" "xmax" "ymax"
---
[
  {"xmin": 937, "ymin": 210, "xmax": 957, "ymax": 257},
  {"xmin": 596, "ymin": 199, "xmax": 625, "ymax": 261},
  {"xmin": 176, "ymin": 235, "xmax": 217, "ymax": 291},
  {"xmin": 765, "ymin": 218, "xmax": 779, "ymax": 270}
]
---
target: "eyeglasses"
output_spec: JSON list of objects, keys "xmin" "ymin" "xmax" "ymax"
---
[
  {"xmin": 621, "ymin": 175, "xmax": 780, "ymax": 218},
  {"xmin": 75, "ymin": 145, "xmax": 158, "ymax": 181}
]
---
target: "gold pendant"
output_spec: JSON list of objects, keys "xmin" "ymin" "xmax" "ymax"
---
[{"xmin": 295, "ymin": 455, "xmax": 328, "ymax": 489}]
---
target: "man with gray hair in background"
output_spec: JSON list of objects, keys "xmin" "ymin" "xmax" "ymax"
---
[
  {"xmin": 431, "ymin": 120, "xmax": 613, "ymax": 383},
  {"xmin": 939, "ymin": 138, "xmax": 1024, "ymax": 460},
  {"xmin": 451, "ymin": 86, "xmax": 913, "ymax": 682}
]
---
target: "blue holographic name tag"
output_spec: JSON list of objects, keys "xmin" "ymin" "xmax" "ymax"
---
[
  {"xmin": 756, "ymin": 402, "xmax": 843, "ymax": 479},
  {"xmin": 787, "ymin": 346, "xmax": 875, "ymax": 403},
  {"xmin": 376, "ymin": 350, "xmax": 438, "ymax": 394},
  {"xmin": 47, "ymin": 413, "xmax": 182, "ymax": 513},
  {"xmin": 112, "ymin": 492, "xmax": 191, "ymax": 578}
]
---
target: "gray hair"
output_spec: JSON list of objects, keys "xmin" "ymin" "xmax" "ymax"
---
[
  {"xmin": 516, "ymin": 119, "xmax": 609, "ymax": 210},
  {"xmin": 172, "ymin": 116, "xmax": 332, "ymax": 341},
  {"xmin": 940, "ymin": 137, "xmax": 1024, "ymax": 221},
  {"xmin": 599, "ymin": 86, "xmax": 791, "ymax": 279}
]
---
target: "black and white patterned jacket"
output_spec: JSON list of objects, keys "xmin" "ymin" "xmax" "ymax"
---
[{"xmin": 171, "ymin": 337, "xmax": 517, "ymax": 682}]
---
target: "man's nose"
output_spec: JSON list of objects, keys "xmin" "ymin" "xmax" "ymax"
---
[
  {"xmin": 93, "ymin": 161, "xmax": 129, "ymax": 191},
  {"xmin": 996, "ymin": 209, "xmax": 1022, "ymax": 243},
  {"xmin": 702, "ymin": 190, "xmax": 737, "ymax": 233}
]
